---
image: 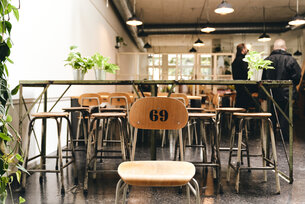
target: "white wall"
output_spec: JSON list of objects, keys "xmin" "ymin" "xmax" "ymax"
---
[{"xmin": 8, "ymin": 0, "xmax": 139, "ymax": 157}]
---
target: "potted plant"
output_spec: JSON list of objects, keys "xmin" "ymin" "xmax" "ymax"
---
[
  {"xmin": 64, "ymin": 46, "xmax": 94, "ymax": 80},
  {"xmin": 91, "ymin": 53, "xmax": 119, "ymax": 80},
  {"xmin": 243, "ymin": 51, "xmax": 274, "ymax": 80}
]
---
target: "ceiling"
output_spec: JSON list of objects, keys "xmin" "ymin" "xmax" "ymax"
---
[
  {"xmin": 135, "ymin": 0, "xmax": 305, "ymax": 24},
  {"xmin": 111, "ymin": 0, "xmax": 305, "ymax": 50}
]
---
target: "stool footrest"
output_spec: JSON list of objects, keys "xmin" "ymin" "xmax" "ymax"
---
[
  {"xmin": 97, "ymin": 149, "xmax": 121, "ymax": 153},
  {"xmin": 28, "ymin": 169, "xmax": 60, "ymax": 173},
  {"xmin": 192, "ymin": 162, "xmax": 220, "ymax": 167},
  {"xmin": 88, "ymin": 169, "xmax": 117, "ymax": 173},
  {"xmin": 240, "ymin": 166, "xmax": 274, "ymax": 170},
  {"xmin": 103, "ymin": 140, "xmax": 121, "ymax": 143},
  {"xmin": 96, "ymin": 155, "xmax": 123, "ymax": 159},
  {"xmin": 185, "ymin": 144, "xmax": 206, "ymax": 148}
]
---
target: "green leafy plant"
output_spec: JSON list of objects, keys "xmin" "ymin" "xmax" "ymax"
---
[
  {"xmin": 64, "ymin": 46, "xmax": 94, "ymax": 74},
  {"xmin": 115, "ymin": 36, "xmax": 127, "ymax": 49},
  {"xmin": 243, "ymin": 51, "xmax": 274, "ymax": 79},
  {"xmin": 91, "ymin": 52, "xmax": 119, "ymax": 74},
  {"xmin": 0, "ymin": 1, "xmax": 27, "ymax": 204}
]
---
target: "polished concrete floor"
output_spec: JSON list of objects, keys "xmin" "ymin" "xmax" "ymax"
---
[{"xmin": 7, "ymin": 118, "xmax": 305, "ymax": 204}]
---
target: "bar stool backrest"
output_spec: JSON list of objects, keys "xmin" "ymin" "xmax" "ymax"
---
[
  {"xmin": 108, "ymin": 93, "xmax": 132, "ymax": 107},
  {"xmin": 97, "ymin": 92, "xmax": 110, "ymax": 103},
  {"xmin": 170, "ymin": 93, "xmax": 189, "ymax": 107},
  {"xmin": 78, "ymin": 93, "xmax": 102, "ymax": 107},
  {"xmin": 129, "ymin": 97, "xmax": 188, "ymax": 130}
]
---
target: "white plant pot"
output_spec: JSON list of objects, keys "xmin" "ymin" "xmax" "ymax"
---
[
  {"xmin": 73, "ymin": 69, "xmax": 85, "ymax": 80},
  {"xmin": 249, "ymin": 69, "xmax": 263, "ymax": 81},
  {"xmin": 94, "ymin": 69, "xmax": 106, "ymax": 80}
]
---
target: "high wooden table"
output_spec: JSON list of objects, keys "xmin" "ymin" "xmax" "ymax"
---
[{"xmin": 19, "ymin": 80, "xmax": 294, "ymax": 184}]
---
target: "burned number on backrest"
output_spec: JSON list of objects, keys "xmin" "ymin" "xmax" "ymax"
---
[{"xmin": 149, "ymin": 110, "xmax": 168, "ymax": 122}]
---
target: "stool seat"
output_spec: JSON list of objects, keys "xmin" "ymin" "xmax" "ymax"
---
[
  {"xmin": 118, "ymin": 161, "xmax": 195, "ymax": 187},
  {"xmin": 188, "ymin": 112, "xmax": 216, "ymax": 118},
  {"xmin": 216, "ymin": 107, "xmax": 246, "ymax": 112},
  {"xmin": 32, "ymin": 112, "xmax": 69, "ymax": 118},
  {"xmin": 62, "ymin": 107, "xmax": 89, "ymax": 112},
  {"xmin": 91, "ymin": 112, "xmax": 127, "ymax": 118},
  {"xmin": 233, "ymin": 112, "xmax": 272, "ymax": 118}
]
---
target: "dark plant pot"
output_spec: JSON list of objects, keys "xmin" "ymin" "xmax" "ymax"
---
[{"xmin": 0, "ymin": 42, "xmax": 10, "ymax": 62}]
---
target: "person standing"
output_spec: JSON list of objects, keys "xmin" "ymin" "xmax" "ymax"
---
[
  {"xmin": 232, "ymin": 43, "xmax": 257, "ymax": 109},
  {"xmin": 263, "ymin": 39, "xmax": 301, "ymax": 140}
]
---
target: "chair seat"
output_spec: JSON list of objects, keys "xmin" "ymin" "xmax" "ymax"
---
[
  {"xmin": 118, "ymin": 161, "xmax": 195, "ymax": 187},
  {"xmin": 91, "ymin": 112, "xmax": 127, "ymax": 118},
  {"xmin": 233, "ymin": 112, "xmax": 272, "ymax": 118},
  {"xmin": 216, "ymin": 107, "xmax": 246, "ymax": 112},
  {"xmin": 188, "ymin": 112, "xmax": 216, "ymax": 118},
  {"xmin": 32, "ymin": 112, "xmax": 69, "ymax": 118},
  {"xmin": 62, "ymin": 107, "xmax": 89, "ymax": 112}
]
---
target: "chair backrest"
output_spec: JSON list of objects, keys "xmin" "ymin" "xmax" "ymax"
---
[
  {"xmin": 97, "ymin": 92, "xmax": 110, "ymax": 103},
  {"xmin": 78, "ymin": 93, "xmax": 102, "ymax": 107},
  {"xmin": 170, "ymin": 93, "xmax": 189, "ymax": 106},
  {"xmin": 108, "ymin": 93, "xmax": 132, "ymax": 107},
  {"xmin": 129, "ymin": 97, "xmax": 188, "ymax": 130}
]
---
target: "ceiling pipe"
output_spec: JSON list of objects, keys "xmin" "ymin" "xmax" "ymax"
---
[
  {"xmin": 138, "ymin": 22, "xmax": 290, "ymax": 36},
  {"xmin": 112, "ymin": 0, "xmax": 145, "ymax": 51}
]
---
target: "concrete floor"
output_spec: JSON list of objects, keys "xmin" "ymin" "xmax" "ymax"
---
[{"xmin": 7, "ymin": 118, "xmax": 305, "ymax": 204}]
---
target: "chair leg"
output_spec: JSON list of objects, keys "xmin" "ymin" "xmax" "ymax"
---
[
  {"xmin": 244, "ymin": 120, "xmax": 251, "ymax": 172},
  {"xmin": 268, "ymin": 119, "xmax": 281, "ymax": 194},
  {"xmin": 131, "ymin": 128, "xmax": 138, "ymax": 161},
  {"xmin": 115, "ymin": 179, "xmax": 127, "ymax": 204},
  {"xmin": 118, "ymin": 118, "xmax": 126, "ymax": 161},
  {"xmin": 186, "ymin": 185, "xmax": 190, "ymax": 204},
  {"xmin": 226, "ymin": 119, "xmax": 236, "ymax": 182},
  {"xmin": 235, "ymin": 118, "xmax": 244, "ymax": 193},
  {"xmin": 260, "ymin": 120, "xmax": 267, "ymax": 182},
  {"xmin": 84, "ymin": 118, "xmax": 95, "ymax": 193},
  {"xmin": 55, "ymin": 118, "xmax": 65, "ymax": 194},
  {"xmin": 22, "ymin": 119, "xmax": 36, "ymax": 190}
]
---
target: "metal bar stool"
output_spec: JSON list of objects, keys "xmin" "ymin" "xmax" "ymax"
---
[
  {"xmin": 83, "ymin": 111, "xmax": 129, "ymax": 193},
  {"xmin": 22, "ymin": 112, "xmax": 77, "ymax": 194},
  {"xmin": 216, "ymin": 107, "xmax": 246, "ymax": 151},
  {"xmin": 227, "ymin": 112, "xmax": 280, "ymax": 194},
  {"xmin": 183, "ymin": 112, "xmax": 222, "ymax": 194},
  {"xmin": 115, "ymin": 97, "xmax": 200, "ymax": 204}
]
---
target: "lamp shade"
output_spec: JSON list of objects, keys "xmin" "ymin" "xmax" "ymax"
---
[
  {"xmin": 201, "ymin": 26, "xmax": 216, "ymax": 33},
  {"xmin": 294, "ymin": 50, "xmax": 302, "ymax": 56},
  {"xmin": 214, "ymin": 0, "xmax": 234, "ymax": 15},
  {"xmin": 193, "ymin": 38, "xmax": 205, "ymax": 47},
  {"xmin": 258, "ymin": 33, "xmax": 271, "ymax": 42},
  {"xmin": 144, "ymin": 42, "xmax": 152, "ymax": 49},
  {"xmin": 126, "ymin": 15, "xmax": 143, "ymax": 26},
  {"xmin": 288, "ymin": 15, "xmax": 305, "ymax": 26},
  {"xmin": 189, "ymin": 47, "xmax": 197, "ymax": 52}
]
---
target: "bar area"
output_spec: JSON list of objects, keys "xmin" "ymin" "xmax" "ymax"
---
[{"xmin": 3, "ymin": 0, "xmax": 305, "ymax": 203}]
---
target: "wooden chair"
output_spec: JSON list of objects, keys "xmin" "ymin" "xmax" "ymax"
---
[
  {"xmin": 115, "ymin": 97, "xmax": 200, "ymax": 204},
  {"xmin": 97, "ymin": 92, "xmax": 110, "ymax": 103},
  {"xmin": 63, "ymin": 93, "xmax": 102, "ymax": 147}
]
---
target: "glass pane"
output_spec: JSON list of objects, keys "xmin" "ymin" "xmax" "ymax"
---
[
  {"xmin": 153, "ymin": 54, "xmax": 162, "ymax": 66},
  {"xmin": 200, "ymin": 54, "xmax": 212, "ymax": 66},
  {"xmin": 168, "ymin": 54, "xmax": 177, "ymax": 66},
  {"xmin": 217, "ymin": 55, "xmax": 232, "ymax": 75},
  {"xmin": 181, "ymin": 54, "xmax": 194, "ymax": 66},
  {"xmin": 168, "ymin": 68, "xmax": 176, "ymax": 79}
]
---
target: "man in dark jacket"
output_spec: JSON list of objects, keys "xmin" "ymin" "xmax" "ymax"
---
[
  {"xmin": 232, "ymin": 43, "xmax": 257, "ymax": 109},
  {"xmin": 263, "ymin": 39, "xmax": 301, "ymax": 140}
]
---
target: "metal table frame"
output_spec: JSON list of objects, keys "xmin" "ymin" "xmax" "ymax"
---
[{"xmin": 18, "ymin": 80, "xmax": 294, "ymax": 183}]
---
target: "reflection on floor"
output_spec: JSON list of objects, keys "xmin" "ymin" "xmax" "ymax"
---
[{"xmin": 7, "ymin": 118, "xmax": 305, "ymax": 204}]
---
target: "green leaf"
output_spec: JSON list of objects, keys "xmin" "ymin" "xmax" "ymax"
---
[
  {"xmin": 19, "ymin": 196, "xmax": 26, "ymax": 204},
  {"xmin": 16, "ymin": 170, "xmax": 21, "ymax": 183},
  {"xmin": 15, "ymin": 154, "xmax": 23, "ymax": 162},
  {"xmin": 4, "ymin": 21, "xmax": 11, "ymax": 34},
  {"xmin": 12, "ymin": 7, "xmax": 19, "ymax": 21},
  {"xmin": 3, "ymin": 63, "xmax": 8, "ymax": 77},
  {"xmin": 70, "ymin": 45, "xmax": 77, "ymax": 50},
  {"xmin": 0, "ymin": 133, "xmax": 11, "ymax": 141},
  {"xmin": 6, "ymin": 114, "xmax": 12, "ymax": 122},
  {"xmin": 11, "ymin": 84, "xmax": 19, "ymax": 95},
  {"xmin": 6, "ymin": 57, "xmax": 13, "ymax": 64},
  {"xmin": 16, "ymin": 164, "xmax": 29, "ymax": 174},
  {"xmin": 6, "ymin": 38, "xmax": 12, "ymax": 48}
]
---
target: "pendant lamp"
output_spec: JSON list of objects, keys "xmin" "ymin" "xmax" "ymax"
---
[
  {"xmin": 193, "ymin": 38, "xmax": 205, "ymax": 47},
  {"xmin": 144, "ymin": 42, "xmax": 152, "ymax": 49},
  {"xmin": 258, "ymin": 7, "xmax": 271, "ymax": 42},
  {"xmin": 126, "ymin": 0, "xmax": 143, "ymax": 26},
  {"xmin": 214, "ymin": 0, "xmax": 234, "ymax": 15},
  {"xmin": 189, "ymin": 47, "xmax": 197, "ymax": 53},
  {"xmin": 289, "ymin": 0, "xmax": 305, "ymax": 26},
  {"xmin": 201, "ymin": 26, "xmax": 216, "ymax": 33}
]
